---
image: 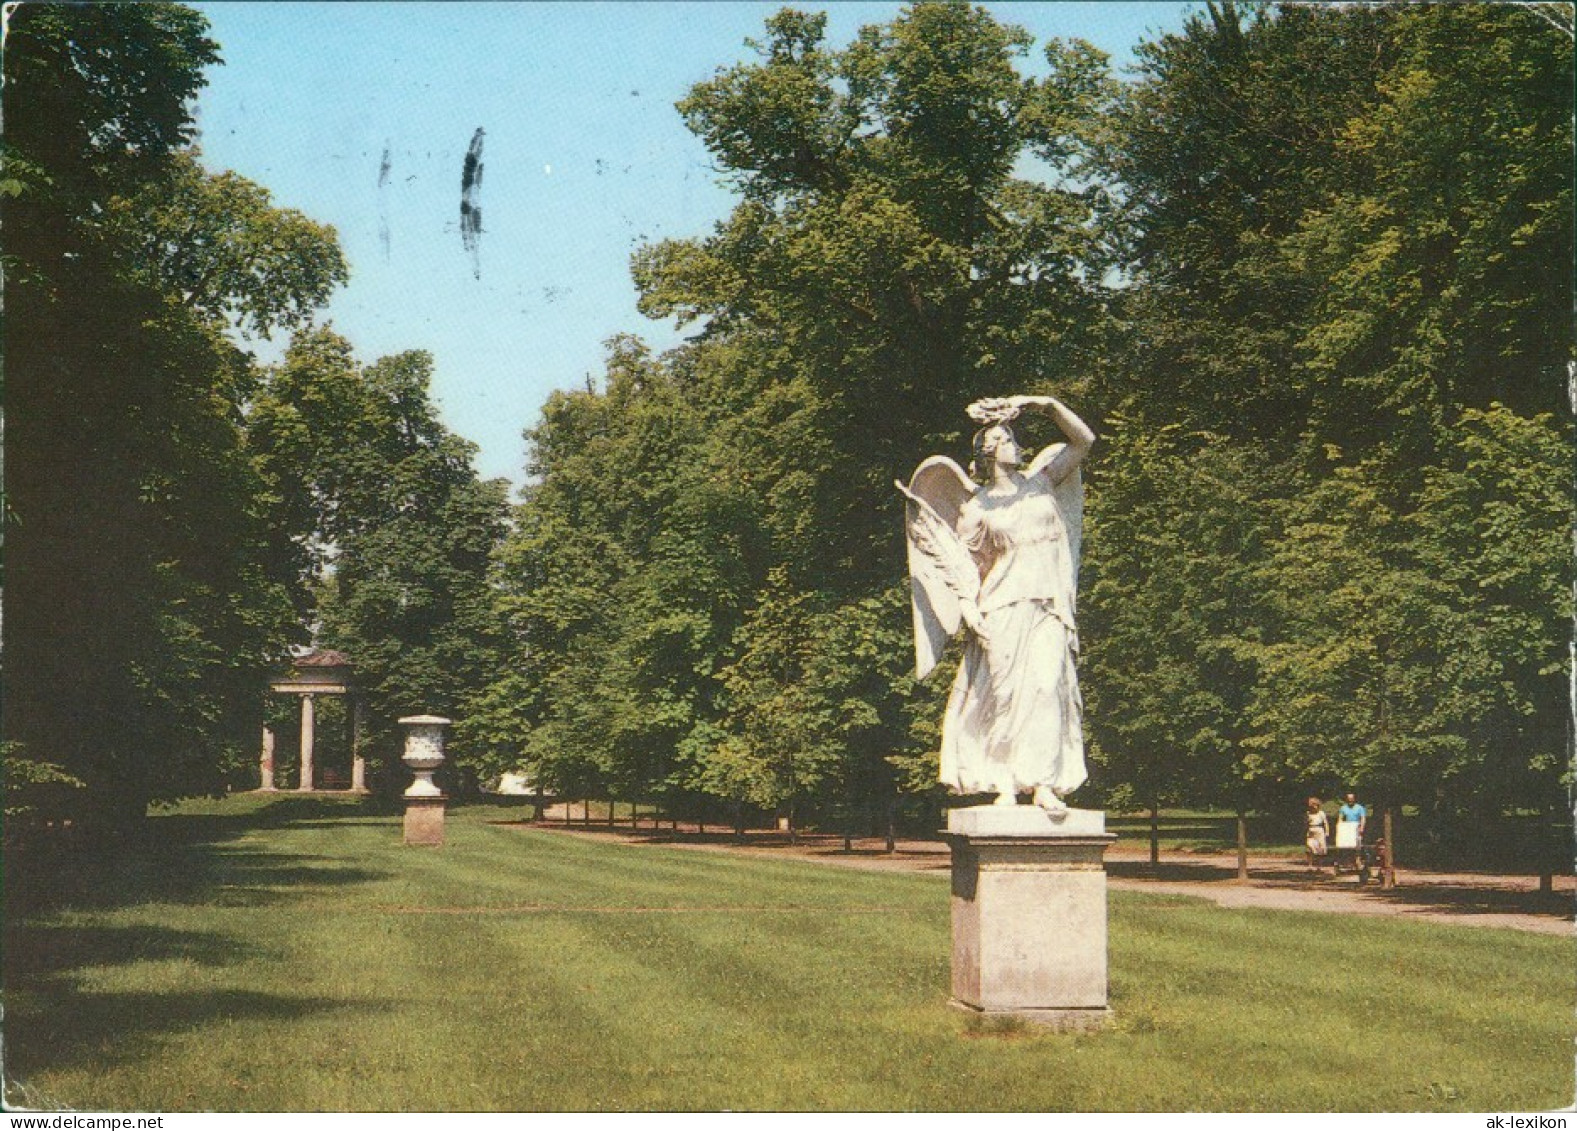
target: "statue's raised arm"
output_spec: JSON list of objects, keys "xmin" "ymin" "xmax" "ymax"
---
[{"xmin": 901, "ymin": 395, "xmax": 1094, "ymax": 814}]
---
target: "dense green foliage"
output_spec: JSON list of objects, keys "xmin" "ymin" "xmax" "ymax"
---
[
  {"xmin": 1081, "ymin": 2, "xmax": 1572, "ymax": 850},
  {"xmin": 249, "ymin": 331, "xmax": 511, "ymax": 791},
  {"xmin": 483, "ymin": 1, "xmax": 1571, "ymax": 852},
  {"xmin": 479, "ymin": 3, "xmax": 1116, "ymax": 827},
  {"xmin": 2, "ymin": 4, "xmax": 502, "ymax": 832},
  {"xmin": 2, "ymin": 4, "xmax": 347, "ymax": 834},
  {"xmin": 5, "ymin": 2, "xmax": 1569, "ymax": 852}
]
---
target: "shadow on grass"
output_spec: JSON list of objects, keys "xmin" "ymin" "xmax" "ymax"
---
[
  {"xmin": 4, "ymin": 985, "xmax": 380, "ymax": 1079},
  {"xmin": 5, "ymin": 796, "xmax": 393, "ymax": 916},
  {"xmin": 1367, "ymin": 882, "xmax": 1576, "ymax": 921},
  {"xmin": 1108, "ymin": 859, "xmax": 1240, "ymax": 883},
  {"xmin": 3, "ymin": 797, "xmax": 395, "ymax": 1097},
  {"xmin": 1107, "ymin": 813, "xmax": 1285, "ymax": 848},
  {"xmin": 498, "ymin": 813, "xmax": 1573, "ymax": 929},
  {"xmin": 4, "ymin": 922, "xmax": 251, "ymax": 979},
  {"xmin": 1108, "ymin": 856, "xmax": 1574, "ymax": 923}
]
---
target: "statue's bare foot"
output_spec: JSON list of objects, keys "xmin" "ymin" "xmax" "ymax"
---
[
  {"xmin": 1033, "ymin": 785, "xmax": 1068, "ymax": 815},
  {"xmin": 994, "ymin": 789, "xmax": 1019, "ymax": 806}
]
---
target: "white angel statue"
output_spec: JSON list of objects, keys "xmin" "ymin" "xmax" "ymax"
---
[{"xmin": 897, "ymin": 394, "xmax": 1094, "ymax": 813}]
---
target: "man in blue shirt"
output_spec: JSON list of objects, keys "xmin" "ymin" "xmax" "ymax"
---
[
  {"xmin": 1335, "ymin": 792, "xmax": 1366, "ymax": 873},
  {"xmin": 1338, "ymin": 793, "xmax": 1367, "ymax": 837}
]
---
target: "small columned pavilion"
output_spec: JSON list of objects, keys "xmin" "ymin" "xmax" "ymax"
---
[{"xmin": 259, "ymin": 649, "xmax": 367, "ymax": 793}]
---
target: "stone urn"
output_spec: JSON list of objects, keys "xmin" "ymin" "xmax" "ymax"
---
[{"xmin": 399, "ymin": 715, "xmax": 450, "ymax": 798}]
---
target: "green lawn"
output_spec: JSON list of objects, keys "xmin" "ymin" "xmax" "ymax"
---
[{"xmin": 4, "ymin": 795, "xmax": 1570, "ymax": 1112}]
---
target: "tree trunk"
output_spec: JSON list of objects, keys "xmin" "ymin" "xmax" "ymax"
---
[
  {"xmin": 1381, "ymin": 806, "xmax": 1397, "ymax": 889},
  {"xmin": 1149, "ymin": 805, "xmax": 1161, "ymax": 869},
  {"xmin": 1235, "ymin": 806, "xmax": 1249, "ymax": 881},
  {"xmin": 1539, "ymin": 806, "xmax": 1559, "ymax": 894},
  {"xmin": 885, "ymin": 798, "xmax": 897, "ymax": 854}
]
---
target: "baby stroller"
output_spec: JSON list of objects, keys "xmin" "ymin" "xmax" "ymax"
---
[
  {"xmin": 1334, "ymin": 836, "xmax": 1388, "ymax": 885},
  {"xmin": 1332, "ymin": 819, "xmax": 1365, "ymax": 878}
]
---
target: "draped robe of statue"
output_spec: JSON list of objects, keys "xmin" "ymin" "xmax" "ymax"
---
[{"xmin": 899, "ymin": 449, "xmax": 1085, "ymax": 801}]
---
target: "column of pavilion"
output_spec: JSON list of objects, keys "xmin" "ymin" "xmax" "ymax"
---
[{"xmin": 258, "ymin": 650, "xmax": 366, "ymax": 793}]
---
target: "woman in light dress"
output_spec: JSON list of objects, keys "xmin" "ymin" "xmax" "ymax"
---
[
  {"xmin": 899, "ymin": 395, "xmax": 1094, "ymax": 812},
  {"xmin": 1305, "ymin": 797, "xmax": 1329, "ymax": 871}
]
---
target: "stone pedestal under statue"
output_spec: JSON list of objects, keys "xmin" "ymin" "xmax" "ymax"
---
[{"xmin": 942, "ymin": 806, "xmax": 1116, "ymax": 1031}]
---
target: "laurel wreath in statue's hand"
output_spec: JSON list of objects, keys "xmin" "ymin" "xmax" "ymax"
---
[{"xmin": 966, "ymin": 397, "xmax": 1020, "ymax": 425}]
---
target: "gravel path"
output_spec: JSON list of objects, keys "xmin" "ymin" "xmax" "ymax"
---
[{"xmin": 519, "ymin": 816, "xmax": 1575, "ymax": 936}]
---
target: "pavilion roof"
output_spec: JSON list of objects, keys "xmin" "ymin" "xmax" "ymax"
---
[{"xmin": 292, "ymin": 648, "xmax": 352, "ymax": 669}]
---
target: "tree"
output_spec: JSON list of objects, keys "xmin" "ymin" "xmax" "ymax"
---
[
  {"xmin": 1090, "ymin": 1, "xmax": 1572, "ymax": 852},
  {"xmin": 106, "ymin": 152, "xmax": 346, "ymax": 339},
  {"xmin": 482, "ymin": 4, "xmax": 1121, "ymax": 826},
  {"xmin": 1238, "ymin": 404, "xmax": 1572, "ymax": 863},
  {"xmin": 3, "ymin": 4, "xmax": 346, "ymax": 835},
  {"xmin": 616, "ymin": 2, "xmax": 1119, "ymax": 821},
  {"xmin": 1412, "ymin": 407, "xmax": 1571, "ymax": 819},
  {"xmin": 709, "ymin": 574, "xmax": 914, "ymax": 832},
  {"xmin": 474, "ymin": 335, "xmax": 770, "ymax": 813},
  {"xmin": 1080, "ymin": 414, "xmax": 1290, "ymax": 857},
  {"xmin": 635, "ymin": 4, "xmax": 1115, "ymax": 584},
  {"xmin": 1284, "ymin": 3, "xmax": 1573, "ymax": 467},
  {"xmin": 1094, "ymin": 0, "xmax": 1398, "ymax": 449},
  {"xmin": 249, "ymin": 330, "xmax": 510, "ymax": 792},
  {"xmin": 1240, "ymin": 462, "xmax": 1466, "ymax": 806},
  {"xmin": 491, "ymin": 1, "xmax": 1572, "ymax": 850}
]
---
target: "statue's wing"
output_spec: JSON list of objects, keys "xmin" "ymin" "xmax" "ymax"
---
[
  {"xmin": 907, "ymin": 455, "xmax": 976, "ymax": 532},
  {"xmin": 1031, "ymin": 442, "xmax": 1085, "ymax": 606},
  {"xmin": 1052, "ymin": 463, "xmax": 1084, "ymax": 603},
  {"xmin": 897, "ymin": 456, "xmax": 979, "ymax": 680}
]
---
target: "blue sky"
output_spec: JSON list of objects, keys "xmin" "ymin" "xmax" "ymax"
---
[{"xmin": 191, "ymin": 2, "xmax": 1195, "ymax": 487}]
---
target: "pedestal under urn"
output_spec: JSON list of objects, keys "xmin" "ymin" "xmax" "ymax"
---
[{"xmin": 399, "ymin": 714, "xmax": 450, "ymax": 845}]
